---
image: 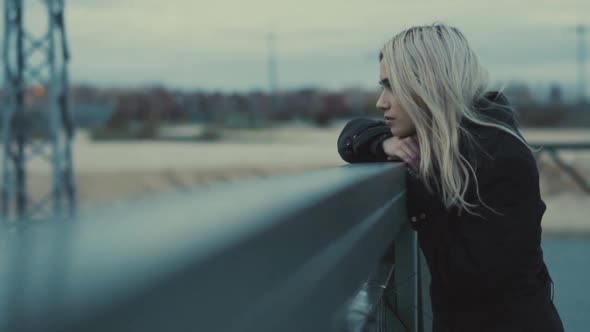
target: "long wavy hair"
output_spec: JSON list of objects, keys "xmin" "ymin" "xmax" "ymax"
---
[{"xmin": 380, "ymin": 23, "xmax": 529, "ymax": 215}]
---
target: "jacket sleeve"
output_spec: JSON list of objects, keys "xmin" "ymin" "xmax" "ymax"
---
[{"xmin": 337, "ymin": 118, "xmax": 393, "ymax": 163}]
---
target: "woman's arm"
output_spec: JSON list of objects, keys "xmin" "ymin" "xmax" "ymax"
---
[{"xmin": 337, "ymin": 118, "xmax": 393, "ymax": 163}]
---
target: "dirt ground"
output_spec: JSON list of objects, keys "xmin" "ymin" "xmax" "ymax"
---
[{"xmin": 19, "ymin": 124, "xmax": 590, "ymax": 235}]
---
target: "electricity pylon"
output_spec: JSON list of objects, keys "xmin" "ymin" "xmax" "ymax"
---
[{"xmin": 1, "ymin": 0, "xmax": 75, "ymax": 222}]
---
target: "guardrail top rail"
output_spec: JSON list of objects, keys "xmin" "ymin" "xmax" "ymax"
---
[
  {"xmin": 0, "ymin": 163, "xmax": 411, "ymax": 332},
  {"xmin": 531, "ymin": 141, "xmax": 590, "ymax": 194}
]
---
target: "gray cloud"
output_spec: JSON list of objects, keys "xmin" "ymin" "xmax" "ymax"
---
[{"xmin": 3, "ymin": 0, "xmax": 589, "ymax": 91}]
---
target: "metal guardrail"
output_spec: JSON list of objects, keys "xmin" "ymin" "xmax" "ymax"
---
[
  {"xmin": 0, "ymin": 163, "xmax": 430, "ymax": 332},
  {"xmin": 531, "ymin": 142, "xmax": 590, "ymax": 151},
  {"xmin": 531, "ymin": 141, "xmax": 590, "ymax": 194}
]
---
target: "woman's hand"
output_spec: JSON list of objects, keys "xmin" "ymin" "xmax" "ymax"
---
[{"xmin": 382, "ymin": 135, "xmax": 420, "ymax": 171}]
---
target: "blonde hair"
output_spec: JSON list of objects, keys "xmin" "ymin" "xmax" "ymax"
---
[{"xmin": 380, "ymin": 23, "xmax": 530, "ymax": 215}]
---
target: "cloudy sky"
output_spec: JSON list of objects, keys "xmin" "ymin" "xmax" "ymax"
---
[{"xmin": 4, "ymin": 0, "xmax": 590, "ymax": 93}]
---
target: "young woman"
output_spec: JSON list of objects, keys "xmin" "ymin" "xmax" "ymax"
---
[{"xmin": 337, "ymin": 23, "xmax": 564, "ymax": 332}]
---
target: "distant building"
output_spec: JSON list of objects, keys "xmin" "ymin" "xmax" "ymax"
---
[
  {"xmin": 73, "ymin": 103, "xmax": 116, "ymax": 128},
  {"xmin": 503, "ymin": 83, "xmax": 534, "ymax": 106},
  {"xmin": 548, "ymin": 84, "xmax": 563, "ymax": 105}
]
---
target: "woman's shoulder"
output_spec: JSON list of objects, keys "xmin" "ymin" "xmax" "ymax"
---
[
  {"xmin": 487, "ymin": 130, "xmax": 536, "ymax": 175},
  {"xmin": 463, "ymin": 92, "xmax": 534, "ymax": 169},
  {"xmin": 461, "ymin": 127, "xmax": 527, "ymax": 178},
  {"xmin": 471, "ymin": 129, "xmax": 542, "ymax": 210}
]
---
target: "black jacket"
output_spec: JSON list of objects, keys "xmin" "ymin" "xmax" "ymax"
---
[{"xmin": 337, "ymin": 92, "xmax": 564, "ymax": 332}]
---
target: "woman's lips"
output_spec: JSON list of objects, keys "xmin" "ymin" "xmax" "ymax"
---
[{"xmin": 385, "ymin": 117, "xmax": 394, "ymax": 127}]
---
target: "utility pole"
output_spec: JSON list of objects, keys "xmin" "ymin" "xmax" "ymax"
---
[
  {"xmin": 267, "ymin": 29, "xmax": 279, "ymax": 113},
  {"xmin": 575, "ymin": 24, "xmax": 588, "ymax": 105},
  {"xmin": 1, "ymin": 0, "xmax": 75, "ymax": 222}
]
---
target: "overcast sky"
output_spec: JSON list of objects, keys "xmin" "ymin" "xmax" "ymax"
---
[{"xmin": 3, "ymin": 0, "xmax": 590, "ymax": 93}]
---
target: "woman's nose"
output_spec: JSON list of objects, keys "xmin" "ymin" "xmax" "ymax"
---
[{"xmin": 376, "ymin": 93, "xmax": 389, "ymax": 111}]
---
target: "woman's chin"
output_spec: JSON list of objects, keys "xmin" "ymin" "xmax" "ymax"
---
[
  {"xmin": 390, "ymin": 127, "xmax": 405, "ymax": 137},
  {"xmin": 393, "ymin": 128, "xmax": 417, "ymax": 138}
]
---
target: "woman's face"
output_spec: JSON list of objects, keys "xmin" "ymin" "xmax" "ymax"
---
[{"xmin": 376, "ymin": 60, "xmax": 416, "ymax": 138}]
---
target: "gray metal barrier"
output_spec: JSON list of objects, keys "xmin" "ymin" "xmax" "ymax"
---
[{"xmin": 0, "ymin": 163, "xmax": 430, "ymax": 332}]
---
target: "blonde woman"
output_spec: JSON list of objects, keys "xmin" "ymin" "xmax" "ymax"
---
[{"xmin": 338, "ymin": 24, "xmax": 564, "ymax": 332}]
